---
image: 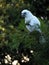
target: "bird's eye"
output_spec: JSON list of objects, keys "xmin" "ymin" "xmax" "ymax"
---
[
  {"xmin": 23, "ymin": 12, "xmax": 26, "ymax": 17},
  {"xmin": 24, "ymin": 12, "xmax": 26, "ymax": 15},
  {"xmin": 21, "ymin": 12, "xmax": 26, "ymax": 17}
]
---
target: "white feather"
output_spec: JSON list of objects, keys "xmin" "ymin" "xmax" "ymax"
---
[
  {"xmin": 21, "ymin": 9, "xmax": 46, "ymax": 44},
  {"xmin": 21, "ymin": 10, "xmax": 41, "ymax": 32}
]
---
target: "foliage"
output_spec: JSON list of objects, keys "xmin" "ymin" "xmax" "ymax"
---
[{"xmin": 0, "ymin": 0, "xmax": 49, "ymax": 65}]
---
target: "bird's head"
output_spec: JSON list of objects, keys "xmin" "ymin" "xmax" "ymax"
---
[{"xmin": 21, "ymin": 9, "xmax": 32, "ymax": 18}]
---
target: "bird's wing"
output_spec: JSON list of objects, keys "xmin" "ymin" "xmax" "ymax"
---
[{"xmin": 29, "ymin": 16, "xmax": 40, "ymax": 26}]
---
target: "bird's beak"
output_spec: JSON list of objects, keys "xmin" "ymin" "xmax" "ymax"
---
[
  {"xmin": 21, "ymin": 13, "xmax": 26, "ymax": 18},
  {"xmin": 21, "ymin": 13, "xmax": 24, "ymax": 17}
]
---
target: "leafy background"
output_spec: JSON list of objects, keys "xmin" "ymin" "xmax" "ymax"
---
[{"xmin": 0, "ymin": 0, "xmax": 49, "ymax": 65}]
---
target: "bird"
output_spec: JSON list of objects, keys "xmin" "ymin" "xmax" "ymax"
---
[
  {"xmin": 21, "ymin": 9, "xmax": 46, "ymax": 44},
  {"xmin": 21, "ymin": 9, "xmax": 41, "ymax": 33}
]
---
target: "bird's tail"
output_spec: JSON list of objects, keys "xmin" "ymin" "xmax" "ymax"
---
[
  {"xmin": 39, "ymin": 34, "xmax": 46, "ymax": 44},
  {"xmin": 37, "ymin": 29, "xmax": 46, "ymax": 44}
]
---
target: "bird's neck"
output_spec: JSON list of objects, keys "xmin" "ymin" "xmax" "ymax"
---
[{"xmin": 25, "ymin": 15, "xmax": 33, "ymax": 22}]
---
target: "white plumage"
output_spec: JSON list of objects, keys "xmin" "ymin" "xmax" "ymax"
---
[
  {"xmin": 21, "ymin": 9, "xmax": 46, "ymax": 44},
  {"xmin": 21, "ymin": 9, "xmax": 41, "ymax": 33}
]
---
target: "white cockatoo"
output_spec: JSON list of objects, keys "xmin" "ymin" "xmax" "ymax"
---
[
  {"xmin": 21, "ymin": 9, "xmax": 46, "ymax": 44},
  {"xmin": 21, "ymin": 9, "xmax": 41, "ymax": 33}
]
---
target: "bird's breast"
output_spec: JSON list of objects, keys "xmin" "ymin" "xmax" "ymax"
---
[{"xmin": 26, "ymin": 25, "xmax": 33, "ymax": 32}]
